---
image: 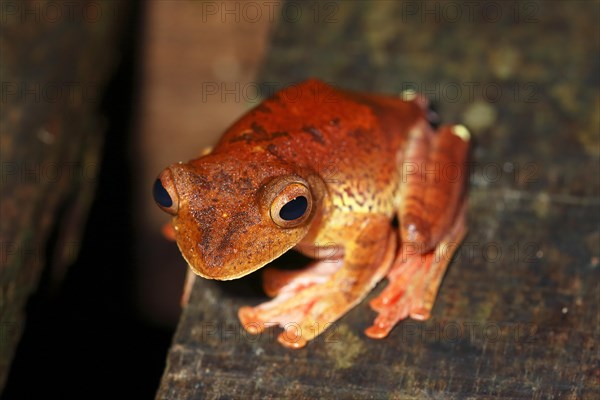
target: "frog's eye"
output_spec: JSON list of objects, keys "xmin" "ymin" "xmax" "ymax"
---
[
  {"xmin": 153, "ymin": 170, "xmax": 179, "ymax": 215},
  {"xmin": 270, "ymin": 182, "xmax": 312, "ymax": 228}
]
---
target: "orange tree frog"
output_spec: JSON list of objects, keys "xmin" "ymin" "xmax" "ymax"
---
[{"xmin": 153, "ymin": 79, "xmax": 470, "ymax": 349}]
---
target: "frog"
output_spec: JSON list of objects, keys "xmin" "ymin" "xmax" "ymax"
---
[{"xmin": 153, "ymin": 79, "xmax": 470, "ymax": 349}]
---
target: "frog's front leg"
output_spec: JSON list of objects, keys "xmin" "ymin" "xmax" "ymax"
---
[
  {"xmin": 365, "ymin": 123, "xmax": 470, "ymax": 339},
  {"xmin": 238, "ymin": 216, "xmax": 396, "ymax": 348}
]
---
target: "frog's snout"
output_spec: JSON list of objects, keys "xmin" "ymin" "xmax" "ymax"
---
[{"xmin": 153, "ymin": 168, "xmax": 179, "ymax": 215}]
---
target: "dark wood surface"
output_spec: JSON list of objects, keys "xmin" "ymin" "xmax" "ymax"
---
[
  {"xmin": 0, "ymin": 0, "xmax": 128, "ymax": 391},
  {"xmin": 157, "ymin": 2, "xmax": 599, "ymax": 398}
]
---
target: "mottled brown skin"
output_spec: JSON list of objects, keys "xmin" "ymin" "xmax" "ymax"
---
[{"xmin": 155, "ymin": 79, "xmax": 470, "ymax": 348}]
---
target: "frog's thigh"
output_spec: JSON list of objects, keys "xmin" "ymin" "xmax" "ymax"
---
[
  {"xmin": 398, "ymin": 123, "xmax": 470, "ymax": 251},
  {"xmin": 364, "ymin": 124, "xmax": 470, "ymax": 339}
]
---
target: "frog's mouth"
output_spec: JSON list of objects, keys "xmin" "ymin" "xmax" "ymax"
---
[
  {"xmin": 182, "ymin": 252, "xmax": 286, "ymax": 281},
  {"xmin": 174, "ymin": 225, "xmax": 301, "ymax": 281}
]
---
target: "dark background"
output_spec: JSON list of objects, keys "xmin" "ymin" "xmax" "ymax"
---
[{"xmin": 2, "ymin": 3, "xmax": 172, "ymax": 398}]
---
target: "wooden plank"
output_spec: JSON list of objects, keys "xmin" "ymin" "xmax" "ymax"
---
[
  {"xmin": 0, "ymin": 0, "xmax": 129, "ymax": 390},
  {"xmin": 157, "ymin": 1, "xmax": 599, "ymax": 398}
]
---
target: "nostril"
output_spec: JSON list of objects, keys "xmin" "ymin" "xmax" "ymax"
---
[{"xmin": 153, "ymin": 178, "xmax": 173, "ymax": 208}]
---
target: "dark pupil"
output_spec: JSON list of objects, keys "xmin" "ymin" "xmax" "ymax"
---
[
  {"xmin": 279, "ymin": 196, "xmax": 308, "ymax": 221},
  {"xmin": 153, "ymin": 179, "xmax": 173, "ymax": 208}
]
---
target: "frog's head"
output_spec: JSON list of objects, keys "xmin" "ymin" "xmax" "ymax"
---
[{"xmin": 153, "ymin": 153, "xmax": 326, "ymax": 280}]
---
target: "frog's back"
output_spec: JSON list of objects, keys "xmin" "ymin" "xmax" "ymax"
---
[
  {"xmin": 214, "ymin": 79, "xmax": 426, "ymax": 215},
  {"xmin": 217, "ymin": 80, "xmax": 424, "ymax": 161}
]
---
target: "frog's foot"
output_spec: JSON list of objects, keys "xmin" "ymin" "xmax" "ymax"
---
[
  {"xmin": 239, "ymin": 232, "xmax": 397, "ymax": 349},
  {"xmin": 365, "ymin": 203, "xmax": 467, "ymax": 339},
  {"xmin": 261, "ymin": 259, "xmax": 343, "ymax": 298},
  {"xmin": 180, "ymin": 268, "xmax": 197, "ymax": 307},
  {"xmin": 162, "ymin": 222, "xmax": 176, "ymax": 241},
  {"xmin": 239, "ymin": 278, "xmax": 346, "ymax": 349}
]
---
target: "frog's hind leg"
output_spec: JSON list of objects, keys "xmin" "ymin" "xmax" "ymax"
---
[
  {"xmin": 365, "ymin": 123, "xmax": 470, "ymax": 339},
  {"xmin": 365, "ymin": 202, "xmax": 466, "ymax": 338},
  {"xmin": 399, "ymin": 123, "xmax": 470, "ymax": 252}
]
